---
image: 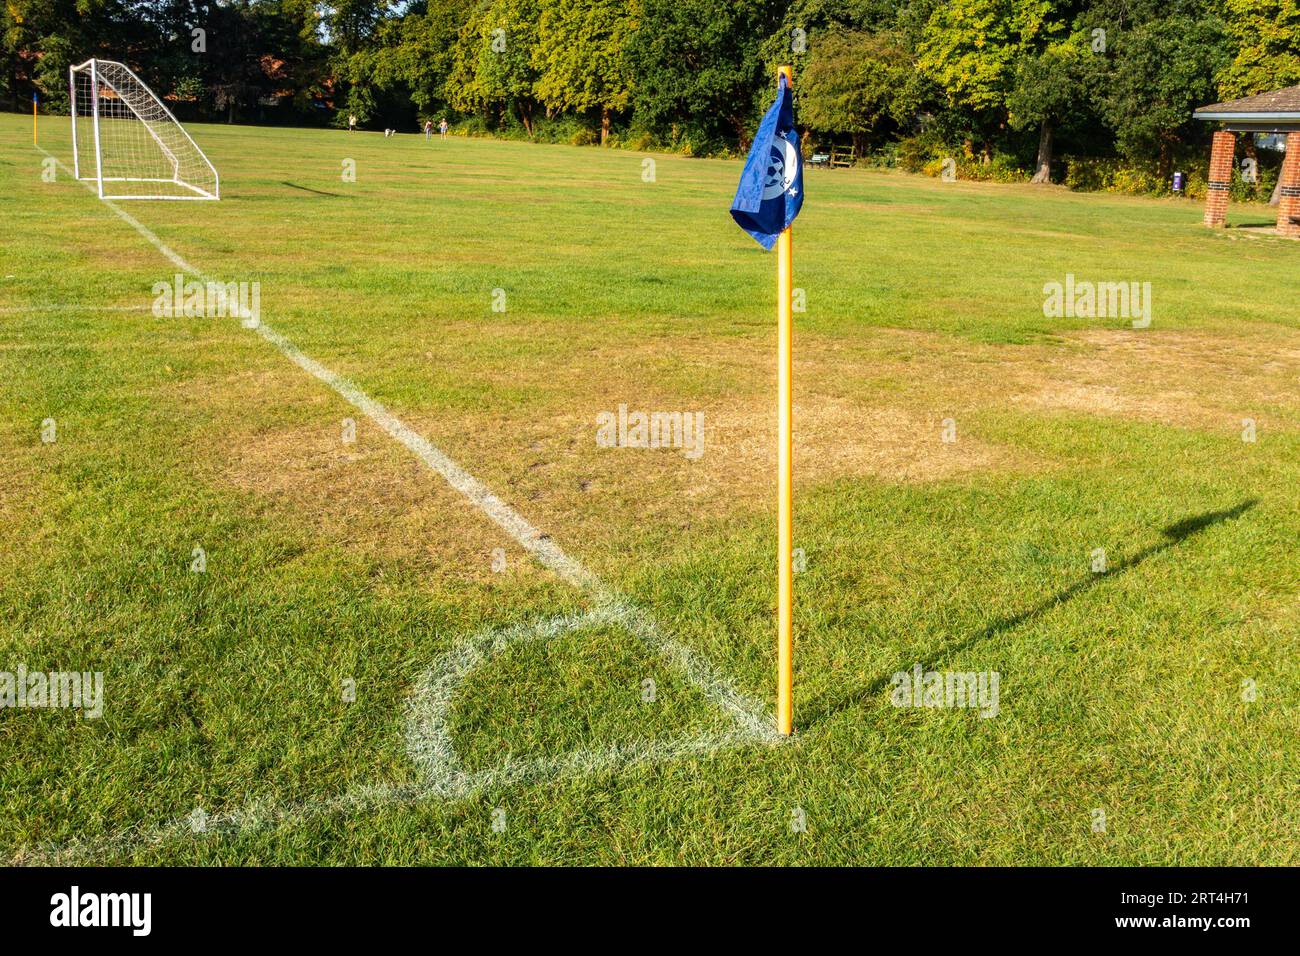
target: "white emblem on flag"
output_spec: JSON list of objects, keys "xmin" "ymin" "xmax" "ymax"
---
[{"xmin": 762, "ymin": 135, "xmax": 799, "ymax": 200}]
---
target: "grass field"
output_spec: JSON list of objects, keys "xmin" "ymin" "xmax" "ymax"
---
[{"xmin": 1, "ymin": 110, "xmax": 1298, "ymax": 865}]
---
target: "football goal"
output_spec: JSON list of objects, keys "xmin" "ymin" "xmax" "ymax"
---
[{"xmin": 70, "ymin": 58, "xmax": 219, "ymax": 200}]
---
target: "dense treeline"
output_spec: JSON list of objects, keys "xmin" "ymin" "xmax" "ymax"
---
[{"xmin": 3, "ymin": 1, "xmax": 1298, "ymax": 186}]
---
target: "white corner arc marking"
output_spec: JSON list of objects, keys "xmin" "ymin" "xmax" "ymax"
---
[{"xmin": 20, "ymin": 147, "xmax": 780, "ymax": 862}]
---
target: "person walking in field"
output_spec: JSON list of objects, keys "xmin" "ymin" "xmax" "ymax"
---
[
  {"xmin": 439, "ymin": 118, "xmax": 449, "ymax": 140},
  {"xmin": 348, "ymin": 113, "xmax": 356, "ymax": 133},
  {"xmin": 424, "ymin": 120, "xmax": 432, "ymax": 140}
]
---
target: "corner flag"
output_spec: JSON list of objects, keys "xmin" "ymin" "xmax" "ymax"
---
[
  {"xmin": 730, "ymin": 72, "xmax": 803, "ymax": 249},
  {"xmin": 732, "ymin": 66, "xmax": 801, "ymax": 736}
]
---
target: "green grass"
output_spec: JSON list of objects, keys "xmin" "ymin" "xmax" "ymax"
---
[{"xmin": 1, "ymin": 112, "xmax": 1297, "ymax": 865}]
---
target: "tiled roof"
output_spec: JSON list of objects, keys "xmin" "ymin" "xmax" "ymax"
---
[{"xmin": 1196, "ymin": 85, "xmax": 1300, "ymax": 116}]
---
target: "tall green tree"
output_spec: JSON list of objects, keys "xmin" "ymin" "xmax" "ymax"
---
[
  {"xmin": 341, "ymin": 0, "xmax": 471, "ymax": 124},
  {"xmin": 918, "ymin": 0, "xmax": 1055, "ymax": 113},
  {"xmin": 1096, "ymin": 13, "xmax": 1230, "ymax": 174},
  {"xmin": 798, "ymin": 28, "xmax": 916, "ymax": 152},
  {"xmin": 625, "ymin": 0, "xmax": 781, "ymax": 152},
  {"xmin": 1217, "ymin": 0, "xmax": 1300, "ymax": 99},
  {"xmin": 1217, "ymin": 0, "xmax": 1300, "ymax": 203},
  {"xmin": 532, "ymin": 0, "xmax": 636, "ymax": 143},
  {"xmin": 327, "ymin": 0, "xmax": 392, "ymax": 57},
  {"xmin": 918, "ymin": 0, "xmax": 1083, "ymax": 162},
  {"xmin": 3, "ymin": 0, "xmax": 141, "ymax": 110},
  {"xmin": 1007, "ymin": 24, "xmax": 1088, "ymax": 182},
  {"xmin": 448, "ymin": 0, "xmax": 541, "ymax": 135}
]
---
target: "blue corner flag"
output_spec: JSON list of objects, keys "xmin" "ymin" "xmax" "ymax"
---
[{"xmin": 730, "ymin": 75, "xmax": 803, "ymax": 250}]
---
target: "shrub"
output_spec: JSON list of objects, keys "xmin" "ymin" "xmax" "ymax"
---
[
  {"xmin": 964, "ymin": 154, "xmax": 1028, "ymax": 183},
  {"xmin": 894, "ymin": 132, "xmax": 1029, "ymax": 182},
  {"xmin": 1061, "ymin": 153, "xmax": 1279, "ymax": 202},
  {"xmin": 913, "ymin": 150, "xmax": 1027, "ymax": 183},
  {"xmin": 896, "ymin": 131, "xmax": 946, "ymax": 173},
  {"xmin": 450, "ymin": 116, "xmax": 493, "ymax": 138},
  {"xmin": 627, "ymin": 131, "xmax": 656, "ymax": 152},
  {"xmin": 864, "ymin": 142, "xmax": 898, "ymax": 169}
]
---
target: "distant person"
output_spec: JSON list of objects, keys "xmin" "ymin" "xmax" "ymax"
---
[
  {"xmin": 439, "ymin": 118, "xmax": 448, "ymax": 140},
  {"xmin": 424, "ymin": 120, "xmax": 432, "ymax": 140},
  {"xmin": 348, "ymin": 113, "xmax": 356, "ymax": 133}
]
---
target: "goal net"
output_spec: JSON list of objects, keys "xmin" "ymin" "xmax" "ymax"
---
[{"xmin": 70, "ymin": 58, "xmax": 219, "ymax": 200}]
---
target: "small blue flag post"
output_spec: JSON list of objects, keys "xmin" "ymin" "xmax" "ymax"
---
[{"xmin": 732, "ymin": 66, "xmax": 803, "ymax": 736}]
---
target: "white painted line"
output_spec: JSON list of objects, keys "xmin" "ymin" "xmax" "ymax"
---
[
  {"xmin": 36, "ymin": 148, "xmax": 602, "ymax": 594},
  {"xmin": 251, "ymin": 322, "xmax": 603, "ymax": 594},
  {"xmin": 405, "ymin": 607, "xmax": 771, "ymax": 801},
  {"xmin": 16, "ymin": 147, "xmax": 780, "ymax": 864}
]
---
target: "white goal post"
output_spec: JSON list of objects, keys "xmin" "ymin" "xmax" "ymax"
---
[{"xmin": 70, "ymin": 58, "xmax": 219, "ymax": 201}]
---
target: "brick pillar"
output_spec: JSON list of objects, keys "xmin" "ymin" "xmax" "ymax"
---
[
  {"xmin": 1276, "ymin": 131, "xmax": 1300, "ymax": 238},
  {"xmin": 1204, "ymin": 130, "xmax": 1235, "ymax": 228}
]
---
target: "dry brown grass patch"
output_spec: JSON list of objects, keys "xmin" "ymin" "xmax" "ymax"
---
[
  {"xmin": 175, "ymin": 364, "xmax": 553, "ymax": 589},
  {"xmin": 182, "ymin": 322, "xmax": 1300, "ymax": 582},
  {"xmin": 1007, "ymin": 327, "xmax": 1300, "ymax": 431}
]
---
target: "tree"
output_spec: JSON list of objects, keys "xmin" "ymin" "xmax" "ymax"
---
[
  {"xmin": 1218, "ymin": 0, "xmax": 1300, "ymax": 203},
  {"xmin": 533, "ymin": 0, "xmax": 636, "ymax": 143},
  {"xmin": 1096, "ymin": 14, "xmax": 1230, "ymax": 175},
  {"xmin": 1217, "ymin": 0, "xmax": 1300, "ymax": 100},
  {"xmin": 341, "ymin": 0, "xmax": 471, "ymax": 126},
  {"xmin": 3, "ymin": 0, "xmax": 140, "ymax": 111},
  {"xmin": 203, "ymin": 1, "xmax": 275, "ymax": 123},
  {"xmin": 1007, "ymin": 28, "xmax": 1087, "ymax": 182},
  {"xmin": 447, "ymin": 0, "xmax": 542, "ymax": 136},
  {"xmin": 0, "ymin": 0, "xmax": 1268, "ymax": 176},
  {"xmin": 326, "ymin": 0, "xmax": 392, "ymax": 57},
  {"xmin": 798, "ymin": 28, "xmax": 916, "ymax": 153},
  {"xmin": 262, "ymin": 0, "xmax": 331, "ymax": 118},
  {"xmin": 33, "ymin": 34, "xmax": 77, "ymax": 113},
  {"xmin": 918, "ymin": 0, "xmax": 1056, "ymax": 114},
  {"xmin": 625, "ymin": 0, "xmax": 781, "ymax": 152},
  {"xmin": 755, "ymin": 0, "xmax": 908, "ymax": 94}
]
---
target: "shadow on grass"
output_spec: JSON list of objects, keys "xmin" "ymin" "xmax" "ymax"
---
[
  {"xmin": 1227, "ymin": 221, "xmax": 1283, "ymax": 234},
  {"xmin": 803, "ymin": 499, "xmax": 1258, "ymax": 730},
  {"xmin": 281, "ymin": 181, "xmax": 348, "ymax": 198}
]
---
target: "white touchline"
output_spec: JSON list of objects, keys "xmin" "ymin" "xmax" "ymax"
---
[{"xmin": 20, "ymin": 148, "xmax": 780, "ymax": 863}]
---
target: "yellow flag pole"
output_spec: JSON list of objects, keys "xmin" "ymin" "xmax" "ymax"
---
[
  {"xmin": 33, "ymin": 93, "xmax": 38, "ymax": 146},
  {"xmin": 776, "ymin": 64, "xmax": 794, "ymax": 737}
]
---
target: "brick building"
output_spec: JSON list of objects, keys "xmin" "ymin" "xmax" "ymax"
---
[{"xmin": 1193, "ymin": 85, "xmax": 1300, "ymax": 238}]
